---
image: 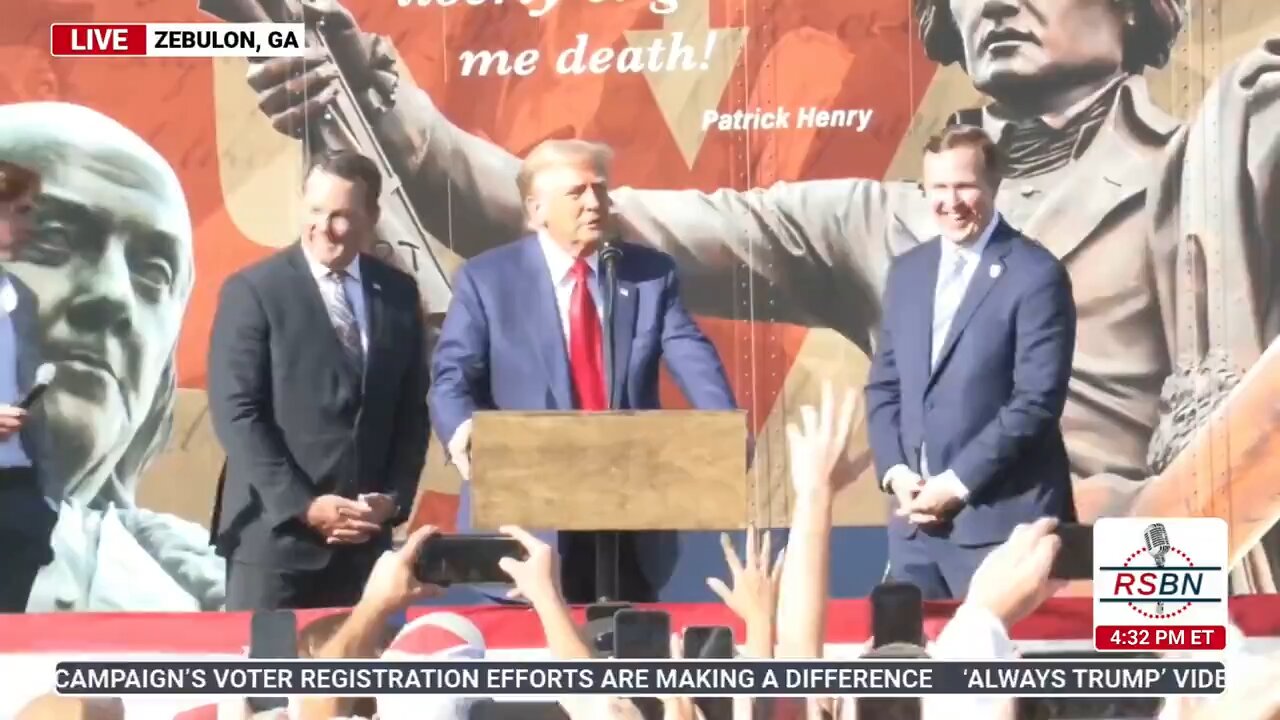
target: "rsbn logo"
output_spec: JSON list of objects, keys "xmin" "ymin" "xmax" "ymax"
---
[{"xmin": 1093, "ymin": 518, "xmax": 1228, "ymax": 652}]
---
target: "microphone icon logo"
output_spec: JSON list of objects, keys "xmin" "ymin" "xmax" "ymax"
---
[
  {"xmin": 1093, "ymin": 517, "xmax": 1229, "ymax": 653},
  {"xmin": 1143, "ymin": 523, "xmax": 1171, "ymax": 614}
]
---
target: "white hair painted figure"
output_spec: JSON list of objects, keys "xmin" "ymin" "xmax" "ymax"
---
[{"xmin": 0, "ymin": 101, "xmax": 224, "ymax": 611}]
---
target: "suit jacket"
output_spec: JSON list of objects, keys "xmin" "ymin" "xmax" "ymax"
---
[
  {"xmin": 428, "ymin": 235, "xmax": 737, "ymax": 587},
  {"xmin": 207, "ymin": 244, "xmax": 430, "ymax": 570},
  {"xmin": 864, "ymin": 220, "xmax": 1077, "ymax": 547},
  {"xmin": 0, "ymin": 272, "xmax": 56, "ymax": 554}
]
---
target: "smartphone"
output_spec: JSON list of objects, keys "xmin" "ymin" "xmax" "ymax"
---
[
  {"xmin": 870, "ymin": 581, "xmax": 924, "ymax": 648},
  {"xmin": 247, "ymin": 610, "xmax": 297, "ymax": 712},
  {"xmin": 413, "ymin": 534, "xmax": 529, "ymax": 586},
  {"xmin": 683, "ymin": 626, "xmax": 735, "ymax": 720},
  {"xmin": 1051, "ymin": 523, "xmax": 1094, "ymax": 579},
  {"xmin": 586, "ymin": 601, "xmax": 632, "ymax": 623},
  {"xmin": 683, "ymin": 625, "xmax": 735, "ymax": 658},
  {"xmin": 855, "ymin": 697, "xmax": 922, "ymax": 720},
  {"xmin": 613, "ymin": 609, "xmax": 671, "ymax": 659}
]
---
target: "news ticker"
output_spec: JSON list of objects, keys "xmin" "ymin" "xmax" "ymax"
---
[
  {"xmin": 56, "ymin": 660, "xmax": 1226, "ymax": 698},
  {"xmin": 50, "ymin": 23, "xmax": 305, "ymax": 57}
]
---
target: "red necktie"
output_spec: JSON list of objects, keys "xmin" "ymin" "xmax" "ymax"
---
[{"xmin": 568, "ymin": 258, "xmax": 606, "ymax": 411}]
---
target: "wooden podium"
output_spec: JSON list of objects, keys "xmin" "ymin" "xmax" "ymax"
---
[{"xmin": 469, "ymin": 409, "xmax": 750, "ymax": 600}]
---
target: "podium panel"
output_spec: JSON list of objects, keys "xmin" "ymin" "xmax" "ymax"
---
[{"xmin": 469, "ymin": 410, "xmax": 749, "ymax": 531}]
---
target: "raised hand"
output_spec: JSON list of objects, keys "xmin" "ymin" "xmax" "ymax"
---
[
  {"xmin": 359, "ymin": 524, "xmax": 444, "ymax": 612},
  {"xmin": 786, "ymin": 380, "xmax": 858, "ymax": 497},
  {"xmin": 706, "ymin": 525, "xmax": 784, "ymax": 624},
  {"xmin": 497, "ymin": 524, "xmax": 560, "ymax": 606}
]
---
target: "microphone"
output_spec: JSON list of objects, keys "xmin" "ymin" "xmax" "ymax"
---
[
  {"xmin": 594, "ymin": 227, "xmax": 624, "ymax": 602},
  {"xmin": 1143, "ymin": 522, "xmax": 1170, "ymax": 614},
  {"xmin": 1144, "ymin": 523, "xmax": 1170, "ymax": 567},
  {"xmin": 17, "ymin": 363, "xmax": 56, "ymax": 410},
  {"xmin": 597, "ymin": 229, "xmax": 623, "ymax": 267}
]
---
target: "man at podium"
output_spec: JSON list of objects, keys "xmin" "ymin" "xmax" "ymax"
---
[{"xmin": 429, "ymin": 139, "xmax": 737, "ymax": 603}]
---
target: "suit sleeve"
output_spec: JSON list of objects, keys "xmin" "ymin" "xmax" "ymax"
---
[
  {"xmin": 950, "ymin": 261, "xmax": 1077, "ymax": 497},
  {"xmin": 658, "ymin": 266, "xmax": 737, "ymax": 410},
  {"xmin": 864, "ymin": 267, "xmax": 909, "ymax": 484},
  {"xmin": 387, "ymin": 282, "xmax": 431, "ymax": 525},
  {"xmin": 428, "ymin": 264, "xmax": 491, "ymax": 448},
  {"xmin": 207, "ymin": 274, "xmax": 314, "ymax": 527}
]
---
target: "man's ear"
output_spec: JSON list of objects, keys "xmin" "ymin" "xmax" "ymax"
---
[{"xmin": 526, "ymin": 197, "xmax": 544, "ymax": 227}]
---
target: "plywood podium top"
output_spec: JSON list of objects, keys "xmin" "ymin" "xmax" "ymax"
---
[{"xmin": 469, "ymin": 410, "xmax": 750, "ymax": 531}]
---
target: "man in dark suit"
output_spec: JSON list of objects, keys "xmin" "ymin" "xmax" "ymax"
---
[
  {"xmin": 208, "ymin": 150, "xmax": 430, "ymax": 610},
  {"xmin": 865, "ymin": 125, "xmax": 1077, "ymax": 600},
  {"xmin": 0, "ymin": 159, "xmax": 55, "ymax": 613},
  {"xmin": 429, "ymin": 139, "xmax": 737, "ymax": 603}
]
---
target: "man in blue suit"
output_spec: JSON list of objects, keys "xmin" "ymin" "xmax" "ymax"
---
[
  {"xmin": 865, "ymin": 125, "xmax": 1077, "ymax": 600},
  {"xmin": 429, "ymin": 138, "xmax": 737, "ymax": 603}
]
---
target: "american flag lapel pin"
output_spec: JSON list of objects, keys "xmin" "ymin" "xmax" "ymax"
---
[{"xmin": 619, "ymin": 287, "xmax": 630, "ymax": 297}]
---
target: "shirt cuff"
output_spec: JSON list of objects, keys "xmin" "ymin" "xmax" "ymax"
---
[
  {"xmin": 930, "ymin": 468, "xmax": 970, "ymax": 501},
  {"xmin": 447, "ymin": 420, "xmax": 472, "ymax": 465},
  {"xmin": 882, "ymin": 464, "xmax": 914, "ymax": 491}
]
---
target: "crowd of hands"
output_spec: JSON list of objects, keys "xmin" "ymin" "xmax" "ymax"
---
[
  {"xmin": 267, "ymin": 383, "xmax": 1276, "ymax": 720},
  {"xmin": 16, "ymin": 385, "xmax": 1279, "ymax": 720}
]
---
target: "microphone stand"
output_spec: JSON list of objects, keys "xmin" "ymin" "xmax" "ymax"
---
[{"xmin": 595, "ymin": 237, "xmax": 623, "ymax": 602}]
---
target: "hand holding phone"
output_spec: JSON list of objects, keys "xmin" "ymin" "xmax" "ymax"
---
[
  {"xmin": 413, "ymin": 533, "xmax": 530, "ymax": 587},
  {"xmin": 1050, "ymin": 523, "xmax": 1093, "ymax": 580}
]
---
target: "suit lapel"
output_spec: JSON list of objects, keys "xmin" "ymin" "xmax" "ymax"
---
[
  {"xmin": 1017, "ymin": 104, "xmax": 1152, "ymax": 262},
  {"xmin": 928, "ymin": 222, "xmax": 1015, "ymax": 387},
  {"xmin": 607, "ymin": 274, "xmax": 637, "ymax": 407},
  {"xmin": 360, "ymin": 256, "xmax": 385, "ymax": 394},
  {"xmin": 285, "ymin": 244, "xmax": 361, "ymax": 386},
  {"xmin": 518, "ymin": 238, "xmax": 574, "ymax": 409},
  {"xmin": 912, "ymin": 242, "xmax": 941, "ymax": 392}
]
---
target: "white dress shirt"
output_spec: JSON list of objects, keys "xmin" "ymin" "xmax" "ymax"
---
[
  {"xmin": 0, "ymin": 273, "xmax": 33, "ymax": 468},
  {"xmin": 537, "ymin": 230, "xmax": 604, "ymax": 345},
  {"xmin": 883, "ymin": 212, "xmax": 1000, "ymax": 501},
  {"xmin": 301, "ymin": 246, "xmax": 370, "ymax": 356}
]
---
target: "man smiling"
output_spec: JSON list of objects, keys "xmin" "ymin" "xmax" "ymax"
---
[
  {"xmin": 248, "ymin": 0, "xmax": 1280, "ymax": 589},
  {"xmin": 865, "ymin": 126, "xmax": 1077, "ymax": 599}
]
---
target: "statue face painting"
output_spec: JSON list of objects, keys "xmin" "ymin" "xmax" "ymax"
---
[
  {"xmin": 949, "ymin": 0, "xmax": 1127, "ymax": 94},
  {"xmin": 0, "ymin": 102, "xmax": 194, "ymax": 502}
]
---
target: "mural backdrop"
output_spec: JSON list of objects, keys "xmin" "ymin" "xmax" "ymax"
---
[{"xmin": 3, "ymin": 0, "xmax": 1279, "ymax": 611}]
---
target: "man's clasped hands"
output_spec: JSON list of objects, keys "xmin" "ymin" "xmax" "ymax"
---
[{"xmin": 304, "ymin": 493, "xmax": 398, "ymax": 545}]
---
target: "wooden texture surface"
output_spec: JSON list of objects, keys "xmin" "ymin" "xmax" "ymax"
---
[
  {"xmin": 1133, "ymin": 341, "xmax": 1280, "ymax": 567},
  {"xmin": 469, "ymin": 410, "xmax": 750, "ymax": 531}
]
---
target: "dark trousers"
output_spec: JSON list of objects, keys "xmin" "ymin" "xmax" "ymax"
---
[
  {"xmin": 0, "ymin": 467, "xmax": 55, "ymax": 613},
  {"xmin": 226, "ymin": 546, "xmax": 380, "ymax": 611},
  {"xmin": 559, "ymin": 530, "xmax": 656, "ymax": 604},
  {"xmin": 887, "ymin": 529, "xmax": 998, "ymax": 600},
  {"xmin": 0, "ymin": 542, "xmax": 47, "ymax": 612}
]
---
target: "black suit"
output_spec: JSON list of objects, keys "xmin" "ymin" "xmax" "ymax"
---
[{"xmin": 208, "ymin": 244, "xmax": 429, "ymax": 610}]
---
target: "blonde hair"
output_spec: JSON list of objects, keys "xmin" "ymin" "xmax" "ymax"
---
[{"xmin": 515, "ymin": 139, "xmax": 613, "ymax": 209}]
